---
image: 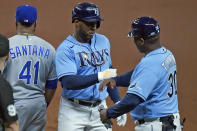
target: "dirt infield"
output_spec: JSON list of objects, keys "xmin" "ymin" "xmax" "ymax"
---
[{"xmin": 1, "ymin": 0, "xmax": 197, "ymax": 130}]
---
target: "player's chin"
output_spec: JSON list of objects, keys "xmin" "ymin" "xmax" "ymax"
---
[{"xmin": 87, "ymin": 34, "xmax": 94, "ymax": 39}]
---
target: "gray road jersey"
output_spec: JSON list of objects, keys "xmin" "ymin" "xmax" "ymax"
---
[{"xmin": 3, "ymin": 35, "xmax": 57, "ymax": 99}]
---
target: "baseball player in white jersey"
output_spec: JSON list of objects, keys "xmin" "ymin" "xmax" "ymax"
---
[
  {"xmin": 54, "ymin": 2, "xmax": 127, "ymax": 131},
  {"xmin": 100, "ymin": 17, "xmax": 182, "ymax": 131},
  {"xmin": 2, "ymin": 5, "xmax": 58, "ymax": 131}
]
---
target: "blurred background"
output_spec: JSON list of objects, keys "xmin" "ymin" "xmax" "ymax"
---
[{"xmin": 0, "ymin": 0, "xmax": 196, "ymax": 130}]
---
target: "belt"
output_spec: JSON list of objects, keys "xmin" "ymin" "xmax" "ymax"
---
[
  {"xmin": 68, "ymin": 98, "xmax": 101, "ymax": 107},
  {"xmin": 137, "ymin": 115, "xmax": 174, "ymax": 125}
]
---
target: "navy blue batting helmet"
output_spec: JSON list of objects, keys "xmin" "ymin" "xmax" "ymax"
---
[
  {"xmin": 128, "ymin": 16, "xmax": 160, "ymax": 38},
  {"xmin": 72, "ymin": 2, "xmax": 103, "ymax": 23}
]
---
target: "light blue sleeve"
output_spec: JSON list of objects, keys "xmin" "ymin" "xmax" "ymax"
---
[
  {"xmin": 127, "ymin": 65, "xmax": 158, "ymax": 101},
  {"xmin": 105, "ymin": 37, "xmax": 112, "ymax": 67},
  {"xmin": 54, "ymin": 45, "xmax": 77, "ymax": 79}
]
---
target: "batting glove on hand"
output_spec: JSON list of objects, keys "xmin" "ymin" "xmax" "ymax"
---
[
  {"xmin": 115, "ymin": 101, "xmax": 127, "ymax": 126},
  {"xmin": 117, "ymin": 114, "xmax": 127, "ymax": 126},
  {"xmin": 98, "ymin": 69, "xmax": 117, "ymax": 81}
]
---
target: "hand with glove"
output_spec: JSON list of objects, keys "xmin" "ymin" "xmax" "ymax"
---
[
  {"xmin": 99, "ymin": 105, "xmax": 113, "ymax": 129},
  {"xmin": 115, "ymin": 101, "xmax": 127, "ymax": 126},
  {"xmin": 99, "ymin": 103, "xmax": 127, "ymax": 127},
  {"xmin": 98, "ymin": 69, "xmax": 117, "ymax": 81}
]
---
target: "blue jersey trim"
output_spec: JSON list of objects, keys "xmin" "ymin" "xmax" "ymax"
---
[
  {"xmin": 47, "ymin": 76, "xmax": 58, "ymax": 81},
  {"xmin": 46, "ymin": 79, "xmax": 58, "ymax": 90},
  {"xmin": 127, "ymin": 91, "xmax": 146, "ymax": 101},
  {"xmin": 58, "ymin": 72, "xmax": 75, "ymax": 79}
]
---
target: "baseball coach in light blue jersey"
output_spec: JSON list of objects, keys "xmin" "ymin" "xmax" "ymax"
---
[
  {"xmin": 54, "ymin": 2, "xmax": 127, "ymax": 131},
  {"xmin": 100, "ymin": 16, "xmax": 182, "ymax": 131},
  {"xmin": 3, "ymin": 5, "xmax": 58, "ymax": 131}
]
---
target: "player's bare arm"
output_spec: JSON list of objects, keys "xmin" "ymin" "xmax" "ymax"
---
[
  {"xmin": 4, "ymin": 121, "xmax": 19, "ymax": 131},
  {"xmin": 44, "ymin": 79, "xmax": 58, "ymax": 107},
  {"xmin": 44, "ymin": 89, "xmax": 56, "ymax": 107}
]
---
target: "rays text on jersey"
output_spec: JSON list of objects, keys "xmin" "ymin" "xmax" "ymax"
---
[
  {"xmin": 77, "ymin": 49, "xmax": 109, "ymax": 67},
  {"xmin": 9, "ymin": 44, "xmax": 50, "ymax": 59}
]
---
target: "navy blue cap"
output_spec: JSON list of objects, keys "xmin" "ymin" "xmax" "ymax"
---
[
  {"xmin": 15, "ymin": 5, "xmax": 37, "ymax": 23},
  {"xmin": 72, "ymin": 2, "xmax": 103, "ymax": 23},
  {"xmin": 128, "ymin": 16, "xmax": 160, "ymax": 38}
]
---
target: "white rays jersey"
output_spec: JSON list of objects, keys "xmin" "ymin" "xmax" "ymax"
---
[{"xmin": 3, "ymin": 35, "xmax": 57, "ymax": 100}]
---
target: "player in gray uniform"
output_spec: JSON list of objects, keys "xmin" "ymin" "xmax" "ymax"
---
[{"xmin": 2, "ymin": 5, "xmax": 58, "ymax": 131}]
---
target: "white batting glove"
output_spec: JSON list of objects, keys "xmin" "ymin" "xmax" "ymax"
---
[
  {"xmin": 98, "ymin": 69, "xmax": 117, "ymax": 81},
  {"xmin": 117, "ymin": 114, "xmax": 127, "ymax": 126},
  {"xmin": 116, "ymin": 101, "xmax": 127, "ymax": 126}
]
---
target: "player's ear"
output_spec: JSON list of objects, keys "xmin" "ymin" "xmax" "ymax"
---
[
  {"xmin": 74, "ymin": 19, "xmax": 80, "ymax": 27},
  {"xmin": 138, "ymin": 38, "xmax": 145, "ymax": 46},
  {"xmin": 74, "ymin": 19, "xmax": 79, "ymax": 23},
  {"xmin": 32, "ymin": 22, "xmax": 36, "ymax": 33}
]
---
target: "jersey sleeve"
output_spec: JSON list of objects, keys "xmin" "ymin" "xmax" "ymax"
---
[
  {"xmin": 0, "ymin": 77, "xmax": 18, "ymax": 122},
  {"xmin": 104, "ymin": 36, "xmax": 112, "ymax": 67},
  {"xmin": 47, "ymin": 48, "xmax": 58, "ymax": 81},
  {"xmin": 54, "ymin": 44, "xmax": 77, "ymax": 79},
  {"xmin": 127, "ymin": 65, "xmax": 158, "ymax": 101}
]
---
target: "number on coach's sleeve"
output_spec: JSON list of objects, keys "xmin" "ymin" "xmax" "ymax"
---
[
  {"xmin": 7, "ymin": 104, "xmax": 17, "ymax": 117},
  {"xmin": 168, "ymin": 70, "xmax": 177, "ymax": 97}
]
